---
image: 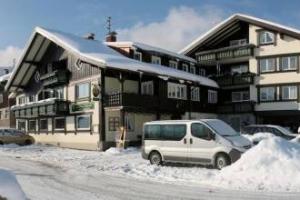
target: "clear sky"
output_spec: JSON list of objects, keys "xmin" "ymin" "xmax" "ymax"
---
[{"xmin": 1, "ymin": 0, "xmax": 300, "ymax": 66}]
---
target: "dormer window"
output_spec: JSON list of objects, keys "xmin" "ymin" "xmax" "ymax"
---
[
  {"xmin": 169, "ymin": 60, "xmax": 178, "ymax": 69},
  {"xmin": 182, "ymin": 63, "xmax": 189, "ymax": 72},
  {"xmin": 133, "ymin": 51, "xmax": 142, "ymax": 61},
  {"xmin": 259, "ymin": 31, "xmax": 275, "ymax": 45},
  {"xmin": 151, "ymin": 56, "xmax": 161, "ymax": 65}
]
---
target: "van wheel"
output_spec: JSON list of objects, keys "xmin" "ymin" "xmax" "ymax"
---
[
  {"xmin": 25, "ymin": 140, "xmax": 32, "ymax": 145},
  {"xmin": 149, "ymin": 151, "xmax": 162, "ymax": 165},
  {"xmin": 0, "ymin": 141, "xmax": 3, "ymax": 145},
  {"xmin": 215, "ymin": 154, "xmax": 230, "ymax": 170}
]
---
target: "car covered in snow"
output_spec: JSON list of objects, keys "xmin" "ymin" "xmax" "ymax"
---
[
  {"xmin": 142, "ymin": 119, "xmax": 252, "ymax": 169},
  {"xmin": 241, "ymin": 124, "xmax": 298, "ymax": 144},
  {"xmin": 0, "ymin": 128, "xmax": 34, "ymax": 146}
]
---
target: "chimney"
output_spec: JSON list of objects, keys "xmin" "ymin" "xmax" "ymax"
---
[
  {"xmin": 84, "ymin": 33, "xmax": 95, "ymax": 40},
  {"xmin": 106, "ymin": 31, "xmax": 117, "ymax": 42}
]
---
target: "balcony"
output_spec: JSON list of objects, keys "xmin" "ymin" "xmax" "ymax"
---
[
  {"xmin": 12, "ymin": 99, "xmax": 70, "ymax": 118},
  {"xmin": 40, "ymin": 69, "xmax": 69, "ymax": 87},
  {"xmin": 196, "ymin": 44, "xmax": 255, "ymax": 63},
  {"xmin": 212, "ymin": 72, "xmax": 256, "ymax": 87},
  {"xmin": 217, "ymin": 101, "xmax": 255, "ymax": 114}
]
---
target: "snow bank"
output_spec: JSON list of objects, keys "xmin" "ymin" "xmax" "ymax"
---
[
  {"xmin": 0, "ymin": 169, "xmax": 26, "ymax": 200},
  {"xmin": 243, "ymin": 132, "xmax": 275, "ymax": 143},
  {"xmin": 215, "ymin": 137, "xmax": 300, "ymax": 191}
]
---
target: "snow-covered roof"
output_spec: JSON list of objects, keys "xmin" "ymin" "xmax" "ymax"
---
[
  {"xmin": 180, "ymin": 13, "xmax": 300, "ymax": 54},
  {"xmin": 6, "ymin": 27, "xmax": 218, "ymax": 92},
  {"xmin": 0, "ymin": 73, "xmax": 11, "ymax": 82},
  {"xmin": 105, "ymin": 41, "xmax": 196, "ymax": 63}
]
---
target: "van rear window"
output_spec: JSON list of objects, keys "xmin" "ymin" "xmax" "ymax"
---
[{"xmin": 144, "ymin": 124, "xmax": 186, "ymax": 140}]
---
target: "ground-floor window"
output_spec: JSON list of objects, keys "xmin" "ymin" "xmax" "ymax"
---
[
  {"xmin": 28, "ymin": 120, "xmax": 36, "ymax": 131},
  {"xmin": 54, "ymin": 117, "xmax": 65, "ymax": 130},
  {"xmin": 17, "ymin": 120, "xmax": 26, "ymax": 131},
  {"xmin": 40, "ymin": 119, "xmax": 48, "ymax": 131},
  {"xmin": 281, "ymin": 85, "xmax": 297, "ymax": 100},
  {"xmin": 109, "ymin": 117, "xmax": 120, "ymax": 131},
  {"xmin": 125, "ymin": 114, "xmax": 135, "ymax": 132},
  {"xmin": 76, "ymin": 114, "xmax": 91, "ymax": 130}
]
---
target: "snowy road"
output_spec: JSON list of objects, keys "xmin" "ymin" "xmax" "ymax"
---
[{"xmin": 0, "ymin": 154, "xmax": 299, "ymax": 200}]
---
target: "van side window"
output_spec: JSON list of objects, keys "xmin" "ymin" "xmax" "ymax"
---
[
  {"xmin": 161, "ymin": 124, "xmax": 186, "ymax": 140},
  {"xmin": 144, "ymin": 125, "xmax": 160, "ymax": 139},
  {"xmin": 191, "ymin": 123, "xmax": 212, "ymax": 140}
]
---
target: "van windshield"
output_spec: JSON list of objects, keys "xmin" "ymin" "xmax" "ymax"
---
[{"xmin": 205, "ymin": 120, "xmax": 239, "ymax": 137}]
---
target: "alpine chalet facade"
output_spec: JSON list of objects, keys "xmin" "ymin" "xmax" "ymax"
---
[
  {"xmin": 181, "ymin": 14, "xmax": 300, "ymax": 132},
  {"xmin": 5, "ymin": 27, "xmax": 218, "ymax": 150}
]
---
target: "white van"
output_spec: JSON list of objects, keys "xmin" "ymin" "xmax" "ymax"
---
[{"xmin": 142, "ymin": 119, "xmax": 252, "ymax": 169}]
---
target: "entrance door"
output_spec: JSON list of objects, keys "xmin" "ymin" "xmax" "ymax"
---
[
  {"xmin": 159, "ymin": 124, "xmax": 188, "ymax": 162},
  {"xmin": 188, "ymin": 123, "xmax": 219, "ymax": 164}
]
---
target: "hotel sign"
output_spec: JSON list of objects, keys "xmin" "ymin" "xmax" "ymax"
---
[{"xmin": 70, "ymin": 102, "xmax": 95, "ymax": 112}]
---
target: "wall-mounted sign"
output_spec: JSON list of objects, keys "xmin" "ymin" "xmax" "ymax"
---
[
  {"xmin": 75, "ymin": 59, "xmax": 91, "ymax": 71},
  {"xmin": 70, "ymin": 102, "xmax": 95, "ymax": 112}
]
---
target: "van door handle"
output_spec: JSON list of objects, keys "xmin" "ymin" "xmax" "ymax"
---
[
  {"xmin": 190, "ymin": 138, "xmax": 193, "ymax": 144},
  {"xmin": 183, "ymin": 138, "xmax": 187, "ymax": 144}
]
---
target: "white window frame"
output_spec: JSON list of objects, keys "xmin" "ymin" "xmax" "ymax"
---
[
  {"xmin": 76, "ymin": 114, "xmax": 91, "ymax": 130},
  {"xmin": 167, "ymin": 82, "xmax": 187, "ymax": 100},
  {"xmin": 28, "ymin": 120, "xmax": 36, "ymax": 132},
  {"xmin": 281, "ymin": 56, "xmax": 298, "ymax": 71},
  {"xmin": 133, "ymin": 51, "xmax": 142, "ymax": 61},
  {"xmin": 141, "ymin": 81, "xmax": 154, "ymax": 95},
  {"xmin": 182, "ymin": 63, "xmax": 189, "ymax": 72},
  {"xmin": 191, "ymin": 86, "xmax": 200, "ymax": 101},
  {"xmin": 231, "ymin": 91, "xmax": 250, "ymax": 102},
  {"xmin": 190, "ymin": 64, "xmax": 196, "ymax": 74},
  {"xmin": 54, "ymin": 117, "xmax": 65, "ymax": 131},
  {"xmin": 260, "ymin": 58, "xmax": 276, "ymax": 73},
  {"xmin": 17, "ymin": 95, "xmax": 26, "ymax": 105},
  {"xmin": 169, "ymin": 60, "xmax": 178, "ymax": 69},
  {"xmin": 260, "ymin": 87, "xmax": 275, "ymax": 101},
  {"xmin": 208, "ymin": 90, "xmax": 218, "ymax": 104},
  {"xmin": 281, "ymin": 85, "xmax": 298, "ymax": 100},
  {"xmin": 151, "ymin": 56, "xmax": 161, "ymax": 65},
  {"xmin": 259, "ymin": 31, "xmax": 275, "ymax": 45},
  {"xmin": 76, "ymin": 82, "xmax": 90, "ymax": 100},
  {"xmin": 53, "ymin": 87, "xmax": 64, "ymax": 99}
]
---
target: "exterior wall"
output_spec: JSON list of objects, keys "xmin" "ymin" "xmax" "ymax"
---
[
  {"xmin": 181, "ymin": 112, "xmax": 217, "ymax": 120},
  {"xmin": 219, "ymin": 113, "xmax": 256, "ymax": 131},
  {"xmin": 256, "ymin": 101, "xmax": 300, "ymax": 111}
]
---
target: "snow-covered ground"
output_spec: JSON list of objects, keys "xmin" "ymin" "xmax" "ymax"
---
[
  {"xmin": 0, "ymin": 136, "xmax": 300, "ymax": 199},
  {"xmin": 0, "ymin": 169, "xmax": 26, "ymax": 200}
]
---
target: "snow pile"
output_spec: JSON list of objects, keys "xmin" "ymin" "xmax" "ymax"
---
[
  {"xmin": 0, "ymin": 169, "xmax": 26, "ymax": 200},
  {"xmin": 214, "ymin": 137, "xmax": 300, "ymax": 191}
]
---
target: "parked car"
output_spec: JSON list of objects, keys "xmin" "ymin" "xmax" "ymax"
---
[
  {"xmin": 0, "ymin": 128, "xmax": 34, "ymax": 145},
  {"xmin": 141, "ymin": 119, "xmax": 252, "ymax": 169},
  {"xmin": 241, "ymin": 124, "xmax": 298, "ymax": 144}
]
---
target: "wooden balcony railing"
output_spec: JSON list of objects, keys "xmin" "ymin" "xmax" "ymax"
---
[
  {"xmin": 40, "ymin": 69, "xmax": 69, "ymax": 87},
  {"xmin": 196, "ymin": 44, "xmax": 255, "ymax": 63},
  {"xmin": 212, "ymin": 72, "xmax": 255, "ymax": 87},
  {"xmin": 217, "ymin": 101, "xmax": 255, "ymax": 114}
]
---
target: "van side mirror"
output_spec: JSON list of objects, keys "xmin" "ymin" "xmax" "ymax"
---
[{"xmin": 208, "ymin": 132, "xmax": 215, "ymax": 140}]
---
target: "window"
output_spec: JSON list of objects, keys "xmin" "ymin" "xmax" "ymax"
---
[
  {"xmin": 167, "ymin": 82, "xmax": 187, "ymax": 100},
  {"xmin": 190, "ymin": 64, "xmax": 196, "ymax": 74},
  {"xmin": 133, "ymin": 51, "xmax": 142, "ymax": 61},
  {"xmin": 28, "ymin": 120, "xmax": 36, "ymax": 131},
  {"xmin": 199, "ymin": 68, "xmax": 206, "ymax": 76},
  {"xmin": 232, "ymin": 91, "xmax": 250, "ymax": 102},
  {"xmin": 54, "ymin": 117, "xmax": 65, "ymax": 130},
  {"xmin": 230, "ymin": 39, "xmax": 247, "ymax": 46},
  {"xmin": 208, "ymin": 90, "xmax": 218, "ymax": 104},
  {"xmin": 161, "ymin": 124, "xmax": 186, "ymax": 140},
  {"xmin": 182, "ymin": 63, "xmax": 189, "ymax": 72},
  {"xmin": 40, "ymin": 119, "xmax": 48, "ymax": 131},
  {"xmin": 17, "ymin": 120, "xmax": 26, "ymax": 131},
  {"xmin": 108, "ymin": 117, "xmax": 120, "ymax": 131},
  {"xmin": 141, "ymin": 81, "xmax": 154, "ymax": 95},
  {"xmin": 260, "ymin": 87, "xmax": 275, "ymax": 101},
  {"xmin": 191, "ymin": 87, "xmax": 200, "ymax": 101},
  {"xmin": 38, "ymin": 90, "xmax": 51, "ymax": 101},
  {"xmin": 281, "ymin": 56, "xmax": 298, "ymax": 71},
  {"xmin": 17, "ymin": 95, "xmax": 26, "ymax": 105},
  {"xmin": 4, "ymin": 110, "xmax": 8, "ymax": 119},
  {"xmin": 191, "ymin": 123, "xmax": 212, "ymax": 140},
  {"xmin": 0, "ymin": 94, "xmax": 3, "ymax": 104},
  {"xmin": 151, "ymin": 56, "xmax": 161, "ymax": 65},
  {"xmin": 76, "ymin": 115, "xmax": 90, "ymax": 130},
  {"xmin": 54, "ymin": 87, "xmax": 64, "ymax": 99},
  {"xmin": 169, "ymin": 60, "xmax": 178, "ymax": 69},
  {"xmin": 281, "ymin": 85, "xmax": 297, "ymax": 100},
  {"xmin": 231, "ymin": 65, "xmax": 248, "ymax": 74},
  {"xmin": 259, "ymin": 31, "xmax": 275, "ymax": 45},
  {"xmin": 76, "ymin": 82, "xmax": 90, "ymax": 100},
  {"xmin": 260, "ymin": 58, "xmax": 276, "ymax": 73},
  {"xmin": 125, "ymin": 114, "xmax": 134, "ymax": 132},
  {"xmin": 28, "ymin": 95, "xmax": 36, "ymax": 103},
  {"xmin": 144, "ymin": 125, "xmax": 160, "ymax": 139}
]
